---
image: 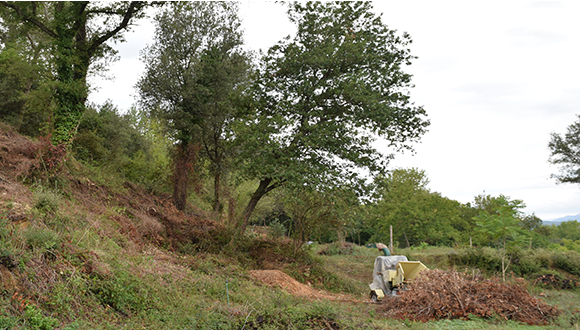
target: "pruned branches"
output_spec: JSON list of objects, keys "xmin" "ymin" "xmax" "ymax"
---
[{"xmin": 379, "ymin": 269, "xmax": 561, "ymax": 325}]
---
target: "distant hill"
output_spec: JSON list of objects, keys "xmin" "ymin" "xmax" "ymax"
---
[{"xmin": 543, "ymin": 213, "xmax": 580, "ymax": 226}]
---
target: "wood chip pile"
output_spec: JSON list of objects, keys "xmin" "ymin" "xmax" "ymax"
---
[{"xmin": 378, "ymin": 269, "xmax": 561, "ymax": 325}]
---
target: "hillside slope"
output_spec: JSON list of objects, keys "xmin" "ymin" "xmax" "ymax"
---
[{"xmin": 0, "ymin": 124, "xmax": 375, "ymax": 329}]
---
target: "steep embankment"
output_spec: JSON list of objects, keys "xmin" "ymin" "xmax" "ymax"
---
[{"xmin": 0, "ymin": 124, "xmax": 363, "ymax": 329}]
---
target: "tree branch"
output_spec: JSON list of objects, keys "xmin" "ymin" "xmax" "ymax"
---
[
  {"xmin": 87, "ymin": 1, "xmax": 145, "ymax": 57},
  {"xmin": 70, "ymin": 2, "xmax": 89, "ymax": 34},
  {"xmin": 0, "ymin": 1, "xmax": 57, "ymax": 38}
]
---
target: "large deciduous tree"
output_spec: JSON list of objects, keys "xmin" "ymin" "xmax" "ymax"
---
[
  {"xmin": 235, "ymin": 1, "xmax": 429, "ymax": 237},
  {"xmin": 137, "ymin": 2, "xmax": 250, "ymax": 211},
  {"xmin": 548, "ymin": 114, "xmax": 580, "ymax": 184},
  {"xmin": 0, "ymin": 1, "xmax": 149, "ymax": 144}
]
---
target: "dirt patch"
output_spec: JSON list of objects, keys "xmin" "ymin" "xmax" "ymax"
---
[
  {"xmin": 378, "ymin": 269, "xmax": 561, "ymax": 325},
  {"xmin": 0, "ymin": 123, "xmax": 37, "ymax": 182},
  {"xmin": 248, "ymin": 269, "xmax": 358, "ymax": 303}
]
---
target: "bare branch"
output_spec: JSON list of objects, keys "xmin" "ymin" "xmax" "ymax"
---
[{"xmin": 87, "ymin": 1, "xmax": 146, "ymax": 57}]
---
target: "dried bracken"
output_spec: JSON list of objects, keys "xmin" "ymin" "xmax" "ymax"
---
[{"xmin": 378, "ymin": 269, "xmax": 561, "ymax": 325}]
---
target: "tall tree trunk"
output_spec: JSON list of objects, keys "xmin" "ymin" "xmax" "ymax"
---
[
  {"xmin": 172, "ymin": 142, "xmax": 197, "ymax": 211},
  {"xmin": 213, "ymin": 170, "xmax": 221, "ymax": 214},
  {"xmin": 52, "ymin": 2, "xmax": 89, "ymax": 145}
]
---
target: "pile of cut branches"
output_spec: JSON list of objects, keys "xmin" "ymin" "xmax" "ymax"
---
[{"xmin": 378, "ymin": 269, "xmax": 560, "ymax": 325}]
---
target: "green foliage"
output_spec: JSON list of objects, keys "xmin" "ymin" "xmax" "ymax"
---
[
  {"xmin": 281, "ymin": 185, "xmax": 360, "ymax": 250},
  {"xmin": 72, "ymin": 103, "xmax": 170, "ymax": 190},
  {"xmin": 24, "ymin": 304, "xmax": 59, "ymax": 330},
  {"xmin": 520, "ymin": 213, "xmax": 542, "ymax": 231},
  {"xmin": 268, "ymin": 219, "xmax": 286, "ymax": 239},
  {"xmin": 370, "ymin": 168, "xmax": 467, "ymax": 247},
  {"xmin": 89, "ymin": 270, "xmax": 156, "ymax": 316},
  {"xmin": 473, "ymin": 195, "xmax": 526, "ymax": 247},
  {"xmin": 138, "ymin": 1, "xmax": 249, "ymax": 210},
  {"xmin": 0, "ymin": 30, "xmax": 53, "ymax": 137},
  {"xmin": 0, "ymin": 314, "xmax": 16, "ymax": 330},
  {"xmin": 34, "ymin": 189, "xmax": 61, "ymax": 215},
  {"xmin": 317, "ymin": 241, "xmax": 355, "ymax": 256},
  {"xmin": 0, "ymin": 1, "xmax": 150, "ymax": 144},
  {"xmin": 234, "ymin": 1, "xmax": 429, "ymax": 234},
  {"xmin": 548, "ymin": 114, "xmax": 580, "ymax": 184},
  {"xmin": 553, "ymin": 220, "xmax": 580, "ymax": 242},
  {"xmin": 450, "ymin": 247, "xmax": 580, "ymax": 279},
  {"xmin": 473, "ymin": 195, "xmax": 527, "ymax": 280},
  {"xmin": 24, "ymin": 228, "xmax": 59, "ymax": 253},
  {"xmin": 553, "ymin": 251, "xmax": 580, "ymax": 276},
  {"xmin": 450, "ymin": 247, "xmax": 502, "ymax": 273}
]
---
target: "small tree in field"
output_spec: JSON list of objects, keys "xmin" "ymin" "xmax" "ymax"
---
[{"xmin": 473, "ymin": 194, "xmax": 525, "ymax": 281}]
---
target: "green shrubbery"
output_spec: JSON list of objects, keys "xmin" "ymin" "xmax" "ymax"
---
[
  {"xmin": 317, "ymin": 241, "xmax": 355, "ymax": 256},
  {"xmin": 72, "ymin": 103, "xmax": 170, "ymax": 192},
  {"xmin": 450, "ymin": 247, "xmax": 580, "ymax": 280},
  {"xmin": 89, "ymin": 270, "xmax": 157, "ymax": 316},
  {"xmin": 552, "ymin": 251, "xmax": 580, "ymax": 277},
  {"xmin": 24, "ymin": 304, "xmax": 59, "ymax": 330}
]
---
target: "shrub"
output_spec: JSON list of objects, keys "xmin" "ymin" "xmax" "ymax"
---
[
  {"xmin": 553, "ymin": 251, "xmax": 580, "ymax": 276},
  {"xmin": 34, "ymin": 190, "xmax": 60, "ymax": 215},
  {"xmin": 0, "ymin": 314, "xmax": 15, "ymax": 330},
  {"xmin": 317, "ymin": 242, "xmax": 354, "ymax": 256},
  {"xmin": 89, "ymin": 270, "xmax": 156, "ymax": 316},
  {"xmin": 25, "ymin": 228, "xmax": 59, "ymax": 253},
  {"xmin": 268, "ymin": 220, "xmax": 286, "ymax": 239},
  {"xmin": 512, "ymin": 255, "xmax": 541, "ymax": 276},
  {"xmin": 24, "ymin": 304, "xmax": 59, "ymax": 330},
  {"xmin": 449, "ymin": 247, "xmax": 501, "ymax": 274}
]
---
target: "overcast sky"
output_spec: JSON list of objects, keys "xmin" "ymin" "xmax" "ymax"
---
[{"xmin": 89, "ymin": 0, "xmax": 580, "ymax": 221}]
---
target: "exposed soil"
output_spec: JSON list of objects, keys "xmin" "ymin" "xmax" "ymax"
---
[{"xmin": 248, "ymin": 269, "xmax": 359, "ymax": 303}]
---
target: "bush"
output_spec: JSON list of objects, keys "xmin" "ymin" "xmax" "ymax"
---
[
  {"xmin": 512, "ymin": 255, "xmax": 541, "ymax": 276},
  {"xmin": 34, "ymin": 190, "xmax": 61, "ymax": 215},
  {"xmin": 25, "ymin": 228, "xmax": 59, "ymax": 253},
  {"xmin": 317, "ymin": 242, "xmax": 354, "ymax": 256},
  {"xmin": 449, "ymin": 247, "xmax": 501, "ymax": 274},
  {"xmin": 89, "ymin": 270, "xmax": 156, "ymax": 316},
  {"xmin": 268, "ymin": 220, "xmax": 286, "ymax": 239},
  {"xmin": 0, "ymin": 314, "xmax": 15, "ymax": 330},
  {"xmin": 24, "ymin": 304, "xmax": 59, "ymax": 330},
  {"xmin": 552, "ymin": 251, "xmax": 580, "ymax": 276}
]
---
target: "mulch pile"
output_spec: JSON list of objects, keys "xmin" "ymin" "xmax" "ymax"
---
[
  {"xmin": 248, "ymin": 269, "xmax": 358, "ymax": 303},
  {"xmin": 378, "ymin": 269, "xmax": 561, "ymax": 325}
]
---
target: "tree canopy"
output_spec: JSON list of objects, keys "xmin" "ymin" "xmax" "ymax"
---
[
  {"xmin": 137, "ymin": 1, "xmax": 250, "ymax": 210},
  {"xmin": 370, "ymin": 168, "xmax": 466, "ymax": 247},
  {"xmin": 0, "ymin": 1, "xmax": 149, "ymax": 144},
  {"xmin": 548, "ymin": 114, "xmax": 580, "ymax": 184},
  {"xmin": 235, "ymin": 1, "xmax": 429, "ymax": 236}
]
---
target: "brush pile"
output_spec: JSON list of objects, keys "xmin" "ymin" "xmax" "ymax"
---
[{"xmin": 378, "ymin": 269, "xmax": 561, "ymax": 325}]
